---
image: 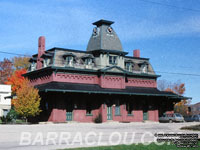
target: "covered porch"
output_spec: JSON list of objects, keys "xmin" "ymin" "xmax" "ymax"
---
[{"xmin": 35, "ymin": 82, "xmax": 182, "ymax": 123}]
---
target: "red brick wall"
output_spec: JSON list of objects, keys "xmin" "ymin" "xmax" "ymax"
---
[
  {"xmin": 48, "ymin": 109, "xmax": 66, "ymax": 122},
  {"xmin": 148, "ymin": 110, "xmax": 159, "ymax": 122},
  {"xmin": 54, "ymin": 73, "xmax": 99, "ymax": 85},
  {"xmin": 99, "ymin": 76, "xmax": 125, "ymax": 89},
  {"xmin": 126, "ymin": 78, "xmax": 157, "ymax": 88},
  {"xmin": 30, "ymin": 73, "xmax": 157, "ymax": 90}
]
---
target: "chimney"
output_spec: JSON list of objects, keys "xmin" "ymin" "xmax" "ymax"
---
[
  {"xmin": 36, "ymin": 36, "xmax": 45, "ymax": 69},
  {"xmin": 133, "ymin": 49, "xmax": 140, "ymax": 58}
]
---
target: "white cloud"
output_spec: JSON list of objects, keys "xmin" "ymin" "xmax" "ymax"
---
[{"xmin": 117, "ymin": 16, "xmax": 200, "ymax": 41}]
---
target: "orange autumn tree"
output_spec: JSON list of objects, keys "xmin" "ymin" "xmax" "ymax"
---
[
  {"xmin": 5, "ymin": 68, "xmax": 41, "ymax": 120},
  {"xmin": 165, "ymin": 82, "xmax": 189, "ymax": 116},
  {"xmin": 15, "ymin": 79, "xmax": 41, "ymax": 121},
  {"xmin": 5, "ymin": 69, "xmax": 27, "ymax": 94}
]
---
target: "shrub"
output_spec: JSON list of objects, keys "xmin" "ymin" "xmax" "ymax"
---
[
  {"xmin": 93, "ymin": 113, "xmax": 102, "ymax": 123},
  {"xmin": 181, "ymin": 124, "xmax": 200, "ymax": 131},
  {"xmin": 6, "ymin": 107, "xmax": 19, "ymax": 122}
]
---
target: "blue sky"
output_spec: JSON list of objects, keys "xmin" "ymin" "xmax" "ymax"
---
[{"xmin": 0, "ymin": 0, "xmax": 199, "ymax": 104}]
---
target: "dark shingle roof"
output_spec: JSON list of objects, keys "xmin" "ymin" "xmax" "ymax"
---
[{"xmin": 35, "ymin": 82, "xmax": 181, "ymax": 98}]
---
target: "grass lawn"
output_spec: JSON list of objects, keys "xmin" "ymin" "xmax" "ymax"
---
[
  {"xmin": 60, "ymin": 142, "xmax": 200, "ymax": 150},
  {"xmin": 181, "ymin": 124, "xmax": 200, "ymax": 131}
]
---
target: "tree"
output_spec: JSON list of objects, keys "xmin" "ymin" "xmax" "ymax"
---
[
  {"xmin": 12, "ymin": 56, "xmax": 30, "ymax": 70},
  {"xmin": 163, "ymin": 81, "xmax": 189, "ymax": 116},
  {"xmin": 0, "ymin": 58, "xmax": 13, "ymax": 84},
  {"xmin": 14, "ymin": 79, "xmax": 41, "ymax": 121},
  {"xmin": 5, "ymin": 69, "xmax": 27, "ymax": 94},
  {"xmin": 157, "ymin": 79, "xmax": 170, "ymax": 91}
]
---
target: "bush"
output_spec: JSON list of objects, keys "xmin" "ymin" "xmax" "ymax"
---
[
  {"xmin": 93, "ymin": 113, "xmax": 102, "ymax": 123},
  {"xmin": 0, "ymin": 116, "xmax": 7, "ymax": 123},
  {"xmin": 15, "ymin": 119, "xmax": 26, "ymax": 124},
  {"xmin": 0, "ymin": 118, "xmax": 2, "ymax": 124},
  {"xmin": 181, "ymin": 124, "xmax": 200, "ymax": 131},
  {"xmin": 6, "ymin": 107, "xmax": 19, "ymax": 122}
]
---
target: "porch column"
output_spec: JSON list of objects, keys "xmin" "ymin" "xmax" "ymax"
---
[{"xmin": 100, "ymin": 104, "xmax": 107, "ymax": 122}]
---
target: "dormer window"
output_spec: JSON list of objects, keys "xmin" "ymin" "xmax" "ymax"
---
[
  {"xmin": 66, "ymin": 56, "xmax": 73, "ymax": 66},
  {"xmin": 28, "ymin": 57, "xmax": 37, "ymax": 71},
  {"xmin": 141, "ymin": 65, "xmax": 147, "ymax": 73},
  {"xmin": 85, "ymin": 58, "xmax": 92, "ymax": 65},
  {"xmin": 31, "ymin": 62, "xmax": 36, "ymax": 71},
  {"xmin": 41, "ymin": 53, "xmax": 53, "ymax": 68},
  {"xmin": 43, "ymin": 58, "xmax": 50, "ymax": 67},
  {"xmin": 139, "ymin": 62, "xmax": 148, "ymax": 73},
  {"xmin": 125, "ymin": 61, "xmax": 134, "ymax": 72},
  {"xmin": 81, "ymin": 54, "xmax": 94, "ymax": 69},
  {"xmin": 109, "ymin": 56, "xmax": 117, "ymax": 65},
  {"xmin": 63, "ymin": 53, "xmax": 76, "ymax": 67}
]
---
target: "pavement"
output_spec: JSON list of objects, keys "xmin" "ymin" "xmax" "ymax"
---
[{"xmin": 0, "ymin": 122, "xmax": 199, "ymax": 150}]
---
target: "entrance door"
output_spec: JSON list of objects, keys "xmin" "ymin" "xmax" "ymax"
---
[
  {"xmin": 107, "ymin": 106, "xmax": 112, "ymax": 120},
  {"xmin": 66, "ymin": 103, "xmax": 73, "ymax": 121},
  {"xmin": 143, "ymin": 112, "xmax": 148, "ymax": 121}
]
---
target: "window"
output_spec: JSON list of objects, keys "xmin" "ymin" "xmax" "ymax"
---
[
  {"xmin": 85, "ymin": 58, "xmax": 92, "ymax": 65},
  {"xmin": 126, "ymin": 102, "xmax": 133, "ymax": 115},
  {"xmin": 115, "ymin": 100, "xmax": 120, "ymax": 115},
  {"xmin": 43, "ymin": 58, "xmax": 50, "ymax": 67},
  {"xmin": 109, "ymin": 56, "xmax": 117, "ymax": 65},
  {"xmin": 3, "ymin": 109, "xmax": 9, "ymax": 117},
  {"xmin": 31, "ymin": 62, "xmax": 36, "ymax": 71},
  {"xmin": 65, "ymin": 56, "xmax": 73, "ymax": 67},
  {"xmin": 141, "ymin": 64, "xmax": 147, "ymax": 73},
  {"xmin": 125, "ymin": 62, "xmax": 133, "ymax": 72}
]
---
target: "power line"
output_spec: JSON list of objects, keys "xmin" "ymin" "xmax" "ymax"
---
[
  {"xmin": 155, "ymin": 71, "xmax": 200, "ymax": 77},
  {"xmin": 138, "ymin": 0, "xmax": 200, "ymax": 13},
  {"xmin": 0, "ymin": 51, "xmax": 31, "ymax": 57}
]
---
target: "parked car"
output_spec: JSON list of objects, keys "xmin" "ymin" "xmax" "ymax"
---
[
  {"xmin": 192, "ymin": 115, "xmax": 200, "ymax": 122},
  {"xmin": 184, "ymin": 115, "xmax": 200, "ymax": 122},
  {"xmin": 159, "ymin": 113, "xmax": 184, "ymax": 123},
  {"xmin": 184, "ymin": 116, "xmax": 194, "ymax": 122}
]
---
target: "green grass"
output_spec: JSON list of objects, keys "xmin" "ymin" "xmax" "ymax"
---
[
  {"xmin": 181, "ymin": 124, "xmax": 200, "ymax": 131},
  {"xmin": 60, "ymin": 142, "xmax": 200, "ymax": 150}
]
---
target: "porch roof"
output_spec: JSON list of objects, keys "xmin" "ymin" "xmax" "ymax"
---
[{"xmin": 35, "ymin": 82, "xmax": 184, "ymax": 99}]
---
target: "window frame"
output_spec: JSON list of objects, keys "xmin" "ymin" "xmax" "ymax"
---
[
  {"xmin": 65, "ymin": 56, "xmax": 74, "ymax": 66},
  {"xmin": 125, "ymin": 62, "xmax": 133, "ymax": 72},
  {"xmin": 115, "ymin": 100, "xmax": 121, "ymax": 116},
  {"xmin": 85, "ymin": 58, "xmax": 92, "ymax": 65},
  {"xmin": 109, "ymin": 55, "xmax": 117, "ymax": 65}
]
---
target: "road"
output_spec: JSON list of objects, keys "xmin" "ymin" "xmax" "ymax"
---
[{"xmin": 0, "ymin": 122, "xmax": 199, "ymax": 150}]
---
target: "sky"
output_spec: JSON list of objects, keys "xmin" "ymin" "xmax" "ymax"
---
[{"xmin": 0, "ymin": 0, "xmax": 199, "ymax": 104}]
